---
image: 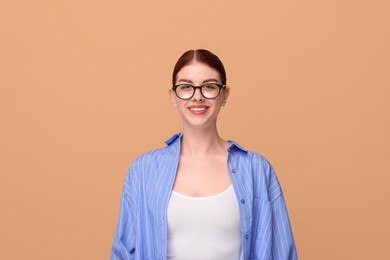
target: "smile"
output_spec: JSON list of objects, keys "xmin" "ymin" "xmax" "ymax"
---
[
  {"xmin": 190, "ymin": 107, "xmax": 206, "ymax": 111},
  {"xmin": 188, "ymin": 106, "xmax": 209, "ymax": 114}
]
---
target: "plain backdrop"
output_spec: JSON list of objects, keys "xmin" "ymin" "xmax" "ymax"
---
[{"xmin": 1, "ymin": 0, "xmax": 389, "ymax": 259}]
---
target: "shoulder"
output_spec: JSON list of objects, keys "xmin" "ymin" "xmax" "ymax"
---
[
  {"xmin": 230, "ymin": 143, "xmax": 282, "ymax": 200},
  {"xmin": 130, "ymin": 132, "xmax": 181, "ymax": 167},
  {"xmin": 129, "ymin": 144, "xmax": 174, "ymax": 171},
  {"xmin": 229, "ymin": 141, "xmax": 274, "ymax": 179},
  {"xmin": 123, "ymin": 145, "xmax": 174, "ymax": 189},
  {"xmin": 124, "ymin": 132, "xmax": 181, "ymax": 180},
  {"xmin": 248, "ymin": 151, "xmax": 274, "ymax": 175},
  {"xmin": 248, "ymin": 151, "xmax": 283, "ymax": 201}
]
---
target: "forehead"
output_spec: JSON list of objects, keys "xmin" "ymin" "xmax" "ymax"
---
[{"xmin": 176, "ymin": 62, "xmax": 221, "ymax": 83}]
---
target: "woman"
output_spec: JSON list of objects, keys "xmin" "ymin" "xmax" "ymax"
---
[{"xmin": 111, "ymin": 49, "xmax": 298, "ymax": 260}]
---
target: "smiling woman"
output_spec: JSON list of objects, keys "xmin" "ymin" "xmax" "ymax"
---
[{"xmin": 111, "ymin": 49, "xmax": 298, "ymax": 260}]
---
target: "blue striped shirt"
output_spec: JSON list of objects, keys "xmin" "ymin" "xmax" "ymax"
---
[{"xmin": 111, "ymin": 132, "xmax": 298, "ymax": 260}]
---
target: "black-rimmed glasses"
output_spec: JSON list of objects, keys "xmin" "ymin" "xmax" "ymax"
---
[{"xmin": 172, "ymin": 83, "xmax": 226, "ymax": 100}]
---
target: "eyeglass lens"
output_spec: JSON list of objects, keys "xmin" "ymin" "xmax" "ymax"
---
[{"xmin": 175, "ymin": 84, "xmax": 221, "ymax": 99}]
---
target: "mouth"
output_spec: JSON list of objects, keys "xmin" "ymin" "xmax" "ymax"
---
[{"xmin": 187, "ymin": 105, "xmax": 209, "ymax": 114}]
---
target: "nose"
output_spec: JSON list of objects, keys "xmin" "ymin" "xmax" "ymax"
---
[{"xmin": 192, "ymin": 87, "xmax": 204, "ymax": 101}]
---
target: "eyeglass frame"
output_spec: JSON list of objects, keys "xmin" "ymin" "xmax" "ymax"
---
[{"xmin": 171, "ymin": 83, "xmax": 227, "ymax": 100}]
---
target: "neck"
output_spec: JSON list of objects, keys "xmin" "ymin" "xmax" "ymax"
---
[{"xmin": 180, "ymin": 123, "xmax": 228, "ymax": 156}]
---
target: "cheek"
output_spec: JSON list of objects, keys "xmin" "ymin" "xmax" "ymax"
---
[
  {"xmin": 176, "ymin": 101, "xmax": 188, "ymax": 112},
  {"xmin": 213, "ymin": 97, "xmax": 224, "ymax": 107}
]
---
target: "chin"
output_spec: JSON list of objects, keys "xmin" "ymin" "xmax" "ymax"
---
[
  {"xmin": 178, "ymin": 107, "xmax": 219, "ymax": 127},
  {"xmin": 183, "ymin": 117, "xmax": 217, "ymax": 128}
]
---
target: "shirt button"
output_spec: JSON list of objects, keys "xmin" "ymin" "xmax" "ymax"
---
[
  {"xmin": 241, "ymin": 199, "xmax": 245, "ymax": 204},
  {"xmin": 245, "ymin": 234, "xmax": 249, "ymax": 239},
  {"xmin": 232, "ymin": 169, "xmax": 236, "ymax": 173}
]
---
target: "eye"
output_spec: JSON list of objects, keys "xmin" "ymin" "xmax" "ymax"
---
[
  {"xmin": 203, "ymin": 83, "xmax": 219, "ymax": 90},
  {"xmin": 177, "ymin": 84, "xmax": 192, "ymax": 90}
]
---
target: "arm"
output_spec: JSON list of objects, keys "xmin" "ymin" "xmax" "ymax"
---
[
  {"xmin": 111, "ymin": 165, "xmax": 138, "ymax": 260},
  {"xmin": 271, "ymin": 193, "xmax": 298, "ymax": 260},
  {"xmin": 267, "ymin": 164, "xmax": 298, "ymax": 260}
]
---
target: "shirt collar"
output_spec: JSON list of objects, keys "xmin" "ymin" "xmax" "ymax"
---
[
  {"xmin": 227, "ymin": 140, "xmax": 248, "ymax": 153},
  {"xmin": 164, "ymin": 132, "xmax": 248, "ymax": 153},
  {"xmin": 164, "ymin": 132, "xmax": 183, "ymax": 145}
]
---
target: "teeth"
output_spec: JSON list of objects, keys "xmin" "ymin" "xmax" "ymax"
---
[{"xmin": 190, "ymin": 107, "xmax": 206, "ymax": 111}]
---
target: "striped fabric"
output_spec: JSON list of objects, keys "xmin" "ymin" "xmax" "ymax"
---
[{"xmin": 111, "ymin": 132, "xmax": 298, "ymax": 260}]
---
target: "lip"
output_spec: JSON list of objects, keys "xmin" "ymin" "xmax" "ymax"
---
[{"xmin": 187, "ymin": 105, "xmax": 210, "ymax": 115}]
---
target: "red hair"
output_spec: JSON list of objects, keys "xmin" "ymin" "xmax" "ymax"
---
[{"xmin": 172, "ymin": 49, "xmax": 227, "ymax": 85}]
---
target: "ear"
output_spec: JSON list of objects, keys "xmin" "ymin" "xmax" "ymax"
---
[
  {"xmin": 169, "ymin": 89, "xmax": 177, "ymax": 107},
  {"xmin": 222, "ymin": 86, "xmax": 230, "ymax": 106}
]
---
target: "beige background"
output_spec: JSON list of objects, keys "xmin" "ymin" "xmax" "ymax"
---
[{"xmin": 1, "ymin": 0, "xmax": 389, "ymax": 259}]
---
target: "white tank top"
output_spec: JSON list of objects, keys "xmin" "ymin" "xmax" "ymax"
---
[{"xmin": 167, "ymin": 185, "xmax": 242, "ymax": 260}]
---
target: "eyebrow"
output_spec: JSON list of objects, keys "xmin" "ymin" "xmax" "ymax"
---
[{"xmin": 177, "ymin": 78, "xmax": 219, "ymax": 84}]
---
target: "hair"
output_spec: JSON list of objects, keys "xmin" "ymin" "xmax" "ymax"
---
[{"xmin": 172, "ymin": 49, "xmax": 227, "ymax": 85}]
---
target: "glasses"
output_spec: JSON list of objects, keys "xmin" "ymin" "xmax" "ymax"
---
[{"xmin": 172, "ymin": 83, "xmax": 226, "ymax": 100}]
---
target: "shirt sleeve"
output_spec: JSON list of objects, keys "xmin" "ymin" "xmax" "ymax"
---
[
  {"xmin": 111, "ymin": 164, "xmax": 138, "ymax": 260},
  {"xmin": 267, "ymin": 165, "xmax": 298, "ymax": 260},
  {"xmin": 271, "ymin": 193, "xmax": 298, "ymax": 260}
]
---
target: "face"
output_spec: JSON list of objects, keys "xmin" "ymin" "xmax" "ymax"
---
[{"xmin": 169, "ymin": 62, "xmax": 230, "ymax": 128}]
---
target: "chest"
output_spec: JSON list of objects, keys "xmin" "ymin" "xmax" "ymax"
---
[
  {"xmin": 166, "ymin": 185, "xmax": 242, "ymax": 260},
  {"xmin": 172, "ymin": 155, "xmax": 231, "ymax": 196}
]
